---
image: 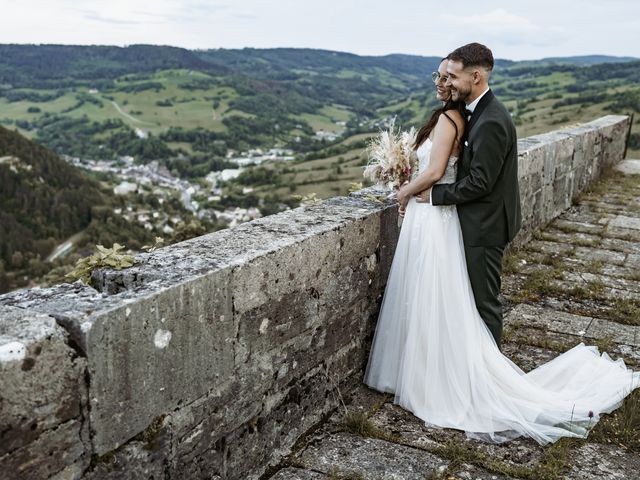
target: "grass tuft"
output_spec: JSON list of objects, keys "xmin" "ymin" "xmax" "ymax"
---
[
  {"xmin": 341, "ymin": 411, "xmax": 401, "ymax": 443},
  {"xmin": 584, "ymin": 259, "xmax": 604, "ymax": 274},
  {"xmin": 531, "ymin": 438, "xmax": 582, "ymax": 480},
  {"xmin": 587, "ymin": 388, "xmax": 640, "ymax": 452},
  {"xmin": 609, "ymin": 298, "xmax": 640, "ymax": 326},
  {"xmin": 593, "ymin": 335, "xmax": 616, "ymax": 354}
]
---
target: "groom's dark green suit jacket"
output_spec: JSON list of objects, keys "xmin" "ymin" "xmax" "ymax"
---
[{"xmin": 431, "ymin": 90, "xmax": 521, "ymax": 247}]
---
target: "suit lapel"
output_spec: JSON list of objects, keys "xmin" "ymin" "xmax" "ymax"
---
[
  {"xmin": 466, "ymin": 89, "xmax": 494, "ymax": 136},
  {"xmin": 459, "ymin": 90, "xmax": 495, "ymax": 178}
]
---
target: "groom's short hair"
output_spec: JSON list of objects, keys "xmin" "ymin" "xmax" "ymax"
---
[{"xmin": 448, "ymin": 43, "xmax": 494, "ymax": 71}]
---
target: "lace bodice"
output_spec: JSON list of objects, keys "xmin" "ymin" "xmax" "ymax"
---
[{"xmin": 415, "ymin": 138, "xmax": 458, "ymax": 184}]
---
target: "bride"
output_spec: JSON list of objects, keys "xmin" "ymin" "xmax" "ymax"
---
[{"xmin": 363, "ymin": 57, "xmax": 640, "ymax": 445}]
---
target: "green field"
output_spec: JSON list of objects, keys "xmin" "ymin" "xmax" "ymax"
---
[
  {"xmin": 247, "ymin": 132, "xmax": 371, "ymax": 199},
  {"xmin": 0, "ymin": 69, "xmax": 245, "ymax": 138},
  {"xmin": 1, "ymin": 48, "xmax": 638, "ymax": 199}
]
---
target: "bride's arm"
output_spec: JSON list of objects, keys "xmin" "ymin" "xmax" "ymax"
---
[{"xmin": 397, "ymin": 114, "xmax": 457, "ymax": 202}]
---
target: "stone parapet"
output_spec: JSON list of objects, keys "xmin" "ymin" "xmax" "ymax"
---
[
  {"xmin": 0, "ymin": 115, "xmax": 630, "ymax": 479},
  {"xmin": 514, "ymin": 115, "xmax": 629, "ymax": 244}
]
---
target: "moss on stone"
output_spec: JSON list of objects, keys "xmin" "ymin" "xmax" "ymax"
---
[{"xmin": 135, "ymin": 414, "xmax": 167, "ymax": 451}]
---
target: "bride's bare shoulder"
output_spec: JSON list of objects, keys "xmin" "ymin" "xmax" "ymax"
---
[
  {"xmin": 435, "ymin": 109, "xmax": 464, "ymax": 133},
  {"xmin": 443, "ymin": 108, "xmax": 465, "ymax": 125}
]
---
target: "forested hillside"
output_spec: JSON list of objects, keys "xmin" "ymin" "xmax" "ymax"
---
[
  {"xmin": 0, "ymin": 125, "xmax": 105, "ymax": 266},
  {"xmin": 0, "ymin": 125, "xmax": 209, "ymax": 293}
]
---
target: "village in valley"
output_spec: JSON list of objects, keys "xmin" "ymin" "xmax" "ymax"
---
[{"xmin": 64, "ymin": 146, "xmax": 301, "ymax": 231}]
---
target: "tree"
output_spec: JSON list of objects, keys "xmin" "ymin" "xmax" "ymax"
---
[{"xmin": 11, "ymin": 251, "xmax": 24, "ymax": 269}]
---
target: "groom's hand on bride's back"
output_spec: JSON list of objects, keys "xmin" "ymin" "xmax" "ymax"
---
[{"xmin": 415, "ymin": 188, "xmax": 431, "ymax": 203}]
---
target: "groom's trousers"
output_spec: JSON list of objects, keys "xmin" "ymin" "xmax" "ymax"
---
[{"xmin": 463, "ymin": 244, "xmax": 506, "ymax": 350}]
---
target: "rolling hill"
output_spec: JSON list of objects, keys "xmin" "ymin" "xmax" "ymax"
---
[
  {"xmin": 1, "ymin": 44, "xmax": 638, "ymax": 208},
  {"xmin": 1, "ymin": 45, "xmax": 639, "ymax": 293},
  {"xmin": 0, "ymin": 45, "xmax": 637, "ymax": 166}
]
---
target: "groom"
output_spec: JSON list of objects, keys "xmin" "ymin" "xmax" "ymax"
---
[{"xmin": 420, "ymin": 42, "xmax": 521, "ymax": 350}]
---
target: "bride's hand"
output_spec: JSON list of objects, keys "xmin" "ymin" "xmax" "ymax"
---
[{"xmin": 397, "ymin": 182, "xmax": 411, "ymax": 205}]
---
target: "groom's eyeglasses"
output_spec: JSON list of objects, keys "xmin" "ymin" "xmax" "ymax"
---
[{"xmin": 431, "ymin": 72, "xmax": 448, "ymax": 84}]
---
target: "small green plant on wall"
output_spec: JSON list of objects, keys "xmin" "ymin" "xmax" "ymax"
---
[{"xmin": 66, "ymin": 243, "xmax": 135, "ymax": 284}]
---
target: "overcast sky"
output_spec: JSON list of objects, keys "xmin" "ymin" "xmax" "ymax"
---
[{"xmin": 0, "ymin": 0, "xmax": 638, "ymax": 61}]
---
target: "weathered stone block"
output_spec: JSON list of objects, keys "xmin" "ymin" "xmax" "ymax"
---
[
  {"xmin": 83, "ymin": 432, "xmax": 171, "ymax": 480},
  {"xmin": 230, "ymin": 205, "xmax": 382, "ymax": 316},
  {"xmin": 504, "ymin": 304, "xmax": 593, "ymax": 338},
  {"xmin": 0, "ymin": 305, "xmax": 88, "ymax": 476},
  {"xmin": 270, "ymin": 468, "xmax": 324, "ymax": 479},
  {"xmin": 295, "ymin": 431, "xmax": 449, "ymax": 479},
  {"xmin": 0, "ymin": 418, "xmax": 88, "ymax": 480},
  {"xmin": 0, "ymin": 283, "xmax": 106, "ymax": 354},
  {"xmin": 552, "ymin": 173, "xmax": 575, "ymax": 213},
  {"xmin": 167, "ymin": 355, "xmax": 359, "ymax": 480},
  {"xmin": 540, "ymin": 183, "xmax": 557, "ymax": 224},
  {"xmin": 368, "ymin": 401, "xmax": 537, "ymax": 476},
  {"xmin": 566, "ymin": 442, "xmax": 640, "ymax": 479},
  {"xmin": 87, "ymin": 269, "xmax": 235, "ymax": 455},
  {"xmin": 516, "ymin": 142, "xmax": 545, "ymax": 179}
]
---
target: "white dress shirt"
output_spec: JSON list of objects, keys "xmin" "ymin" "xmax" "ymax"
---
[{"xmin": 466, "ymin": 87, "xmax": 490, "ymax": 117}]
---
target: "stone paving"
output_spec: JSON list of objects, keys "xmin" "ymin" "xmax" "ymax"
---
[{"xmin": 259, "ymin": 161, "xmax": 640, "ymax": 480}]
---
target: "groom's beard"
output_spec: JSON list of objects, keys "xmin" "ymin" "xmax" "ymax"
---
[{"xmin": 451, "ymin": 82, "xmax": 472, "ymax": 103}]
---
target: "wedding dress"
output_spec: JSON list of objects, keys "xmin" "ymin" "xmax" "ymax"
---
[{"xmin": 363, "ymin": 137, "xmax": 640, "ymax": 445}]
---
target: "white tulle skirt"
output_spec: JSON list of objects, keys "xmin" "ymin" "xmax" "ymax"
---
[{"xmin": 363, "ymin": 197, "xmax": 640, "ymax": 445}]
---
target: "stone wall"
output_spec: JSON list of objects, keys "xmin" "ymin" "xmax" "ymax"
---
[
  {"xmin": 514, "ymin": 115, "xmax": 630, "ymax": 245},
  {"xmin": 0, "ymin": 115, "xmax": 630, "ymax": 479}
]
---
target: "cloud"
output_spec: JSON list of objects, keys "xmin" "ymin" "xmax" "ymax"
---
[
  {"xmin": 439, "ymin": 8, "xmax": 567, "ymax": 48},
  {"xmin": 71, "ymin": 1, "xmax": 219, "ymax": 24},
  {"xmin": 229, "ymin": 12, "xmax": 258, "ymax": 20},
  {"xmin": 169, "ymin": 2, "xmax": 233, "ymax": 22},
  {"xmin": 81, "ymin": 11, "xmax": 158, "ymax": 26},
  {"xmin": 441, "ymin": 8, "xmax": 540, "ymax": 32}
]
